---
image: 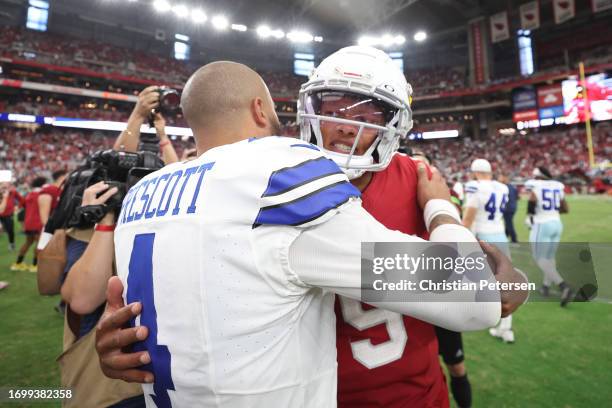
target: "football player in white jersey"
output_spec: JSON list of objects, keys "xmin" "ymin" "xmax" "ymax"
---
[
  {"xmin": 462, "ymin": 159, "xmax": 515, "ymax": 343},
  {"xmin": 98, "ymin": 61, "xmax": 528, "ymax": 408},
  {"xmin": 525, "ymin": 166, "xmax": 573, "ymax": 306}
]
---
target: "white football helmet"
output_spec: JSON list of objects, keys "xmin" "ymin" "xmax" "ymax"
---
[{"xmin": 297, "ymin": 46, "xmax": 413, "ymax": 179}]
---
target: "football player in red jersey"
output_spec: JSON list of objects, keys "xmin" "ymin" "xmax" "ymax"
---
[
  {"xmin": 89, "ymin": 48, "xmax": 527, "ymax": 406},
  {"xmin": 297, "ymin": 46, "xmax": 461, "ymax": 407}
]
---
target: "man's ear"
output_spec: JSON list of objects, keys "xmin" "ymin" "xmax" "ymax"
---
[{"xmin": 250, "ymin": 97, "xmax": 268, "ymax": 128}]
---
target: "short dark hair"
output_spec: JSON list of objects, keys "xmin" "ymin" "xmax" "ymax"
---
[
  {"xmin": 52, "ymin": 169, "xmax": 67, "ymax": 181},
  {"xmin": 31, "ymin": 176, "xmax": 48, "ymax": 188}
]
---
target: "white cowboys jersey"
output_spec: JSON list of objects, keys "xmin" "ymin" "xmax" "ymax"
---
[
  {"xmin": 464, "ymin": 180, "xmax": 509, "ymax": 234},
  {"xmin": 114, "ymin": 136, "xmax": 360, "ymax": 408},
  {"xmin": 524, "ymin": 179, "xmax": 565, "ymax": 223}
]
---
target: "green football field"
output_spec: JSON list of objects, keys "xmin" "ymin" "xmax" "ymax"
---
[{"xmin": 0, "ymin": 195, "xmax": 610, "ymax": 407}]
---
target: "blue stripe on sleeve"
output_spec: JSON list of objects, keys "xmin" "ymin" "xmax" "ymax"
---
[
  {"xmin": 254, "ymin": 180, "xmax": 360, "ymax": 227},
  {"xmin": 290, "ymin": 143, "xmax": 320, "ymax": 151},
  {"xmin": 262, "ymin": 157, "xmax": 344, "ymax": 197}
]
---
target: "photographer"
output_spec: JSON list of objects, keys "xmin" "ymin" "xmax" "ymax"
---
[
  {"xmin": 44, "ymin": 84, "xmax": 178, "ymax": 408},
  {"xmin": 113, "ymin": 86, "xmax": 180, "ymax": 165},
  {"xmin": 56, "ymin": 181, "xmax": 144, "ymax": 408}
]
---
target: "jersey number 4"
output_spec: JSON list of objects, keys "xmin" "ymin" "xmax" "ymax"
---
[
  {"xmin": 127, "ymin": 233, "xmax": 175, "ymax": 408},
  {"xmin": 484, "ymin": 193, "xmax": 508, "ymax": 220},
  {"xmin": 339, "ymin": 297, "xmax": 407, "ymax": 369}
]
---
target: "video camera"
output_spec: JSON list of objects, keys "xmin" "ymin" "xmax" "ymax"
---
[{"xmin": 46, "ymin": 148, "xmax": 164, "ymax": 232}]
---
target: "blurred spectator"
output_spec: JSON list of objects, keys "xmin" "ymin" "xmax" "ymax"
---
[
  {"xmin": 0, "ymin": 181, "xmax": 25, "ymax": 251},
  {"xmin": 11, "ymin": 176, "xmax": 47, "ymax": 272}
]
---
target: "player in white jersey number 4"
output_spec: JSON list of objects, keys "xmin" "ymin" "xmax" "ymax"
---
[
  {"xmin": 462, "ymin": 159, "xmax": 515, "ymax": 344},
  {"xmin": 97, "ymin": 61, "xmax": 528, "ymax": 408},
  {"xmin": 525, "ymin": 166, "xmax": 573, "ymax": 307}
]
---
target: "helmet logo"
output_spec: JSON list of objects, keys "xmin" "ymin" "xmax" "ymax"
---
[{"xmin": 341, "ymin": 71, "xmax": 363, "ymax": 78}]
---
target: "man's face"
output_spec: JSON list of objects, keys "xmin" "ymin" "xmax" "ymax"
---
[{"xmin": 318, "ymin": 94, "xmax": 389, "ymax": 156}]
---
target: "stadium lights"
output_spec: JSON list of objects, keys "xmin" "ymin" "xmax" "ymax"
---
[
  {"xmin": 175, "ymin": 33, "xmax": 189, "ymax": 42},
  {"xmin": 256, "ymin": 25, "xmax": 271, "ymax": 38},
  {"xmin": 287, "ymin": 30, "xmax": 314, "ymax": 43},
  {"xmin": 414, "ymin": 31, "xmax": 427, "ymax": 42},
  {"xmin": 257, "ymin": 25, "xmax": 284, "ymax": 39},
  {"xmin": 150, "ymin": 2, "xmax": 323, "ymax": 44},
  {"xmin": 211, "ymin": 15, "xmax": 229, "ymax": 30},
  {"xmin": 191, "ymin": 9, "xmax": 207, "ymax": 24},
  {"xmin": 153, "ymin": 0, "xmax": 171, "ymax": 13},
  {"xmin": 358, "ymin": 34, "xmax": 406, "ymax": 48},
  {"xmin": 172, "ymin": 4, "xmax": 188, "ymax": 18}
]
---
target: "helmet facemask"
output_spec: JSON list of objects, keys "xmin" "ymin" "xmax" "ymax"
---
[{"xmin": 299, "ymin": 89, "xmax": 410, "ymax": 179}]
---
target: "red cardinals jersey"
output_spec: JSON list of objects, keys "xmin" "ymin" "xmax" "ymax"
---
[
  {"xmin": 0, "ymin": 189, "xmax": 25, "ymax": 217},
  {"xmin": 39, "ymin": 184, "xmax": 62, "ymax": 209},
  {"xmin": 336, "ymin": 153, "xmax": 449, "ymax": 408},
  {"xmin": 24, "ymin": 189, "xmax": 43, "ymax": 232}
]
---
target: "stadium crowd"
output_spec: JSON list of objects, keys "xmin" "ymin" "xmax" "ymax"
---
[
  {"xmin": 2, "ymin": 122, "xmax": 610, "ymax": 196},
  {"xmin": 0, "ymin": 127, "xmax": 113, "ymax": 189},
  {"xmin": 415, "ymin": 125, "xmax": 612, "ymax": 190},
  {"xmin": 5, "ymin": 98, "xmax": 187, "ymax": 127},
  {"xmin": 0, "ymin": 26, "xmax": 478, "ymax": 98}
]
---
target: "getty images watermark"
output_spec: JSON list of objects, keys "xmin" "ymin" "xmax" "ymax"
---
[{"xmin": 360, "ymin": 242, "xmax": 601, "ymax": 303}]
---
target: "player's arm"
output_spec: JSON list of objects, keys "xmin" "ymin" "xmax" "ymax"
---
[
  {"xmin": 0, "ymin": 190, "xmax": 8, "ymax": 213},
  {"xmin": 37, "ymin": 193, "xmax": 53, "ymax": 226},
  {"xmin": 559, "ymin": 185, "xmax": 568, "ymax": 213},
  {"xmin": 287, "ymin": 165, "xmax": 527, "ymax": 331},
  {"xmin": 288, "ymin": 201, "xmax": 503, "ymax": 332},
  {"xmin": 462, "ymin": 206, "xmax": 477, "ymax": 230},
  {"xmin": 113, "ymin": 86, "xmax": 159, "ymax": 152},
  {"xmin": 526, "ymin": 191, "xmax": 537, "ymax": 219},
  {"xmin": 61, "ymin": 182, "xmax": 118, "ymax": 314},
  {"xmin": 559, "ymin": 198, "xmax": 568, "ymax": 214},
  {"xmin": 461, "ymin": 183, "xmax": 478, "ymax": 230},
  {"xmin": 14, "ymin": 189, "xmax": 25, "ymax": 207}
]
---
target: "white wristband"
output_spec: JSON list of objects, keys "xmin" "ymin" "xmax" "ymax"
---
[{"xmin": 424, "ymin": 199, "xmax": 461, "ymax": 231}]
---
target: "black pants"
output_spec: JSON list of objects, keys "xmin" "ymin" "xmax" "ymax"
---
[
  {"xmin": 503, "ymin": 211, "xmax": 517, "ymax": 243},
  {"xmin": 0, "ymin": 215, "xmax": 15, "ymax": 244},
  {"xmin": 435, "ymin": 326, "xmax": 465, "ymax": 365}
]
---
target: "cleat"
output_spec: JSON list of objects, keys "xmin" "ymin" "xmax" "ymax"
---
[
  {"xmin": 10, "ymin": 263, "xmax": 25, "ymax": 271},
  {"xmin": 501, "ymin": 330, "xmax": 515, "ymax": 343},
  {"xmin": 489, "ymin": 327, "xmax": 502, "ymax": 338},
  {"xmin": 28, "ymin": 264, "xmax": 38, "ymax": 273},
  {"xmin": 560, "ymin": 286, "xmax": 574, "ymax": 307},
  {"xmin": 8, "ymin": 243, "xmax": 15, "ymax": 252},
  {"xmin": 489, "ymin": 327, "xmax": 515, "ymax": 343},
  {"xmin": 0, "ymin": 281, "xmax": 9, "ymax": 290},
  {"xmin": 539, "ymin": 285, "xmax": 550, "ymax": 297}
]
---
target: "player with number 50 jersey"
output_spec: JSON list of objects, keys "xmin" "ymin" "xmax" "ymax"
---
[{"xmin": 524, "ymin": 167, "xmax": 572, "ymax": 306}]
